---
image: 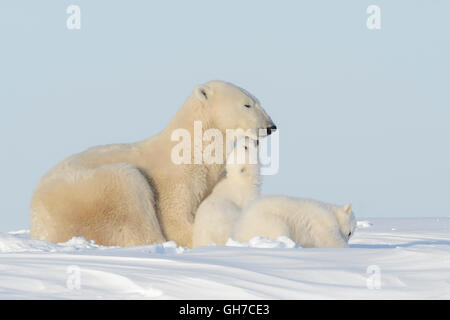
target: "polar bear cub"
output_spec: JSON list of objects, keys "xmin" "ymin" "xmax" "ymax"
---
[
  {"xmin": 233, "ymin": 196, "xmax": 357, "ymax": 248},
  {"xmin": 193, "ymin": 141, "xmax": 260, "ymax": 247}
]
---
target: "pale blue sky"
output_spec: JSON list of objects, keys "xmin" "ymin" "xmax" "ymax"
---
[{"xmin": 1, "ymin": 1, "xmax": 449, "ymax": 231}]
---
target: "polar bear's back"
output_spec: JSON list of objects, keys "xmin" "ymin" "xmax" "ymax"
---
[
  {"xmin": 233, "ymin": 196, "xmax": 341, "ymax": 247},
  {"xmin": 37, "ymin": 143, "xmax": 142, "ymax": 186},
  {"xmin": 240, "ymin": 195, "xmax": 336, "ymax": 221}
]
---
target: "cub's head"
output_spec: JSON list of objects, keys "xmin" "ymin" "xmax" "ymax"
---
[
  {"xmin": 194, "ymin": 80, "xmax": 276, "ymax": 139},
  {"xmin": 225, "ymin": 138, "xmax": 260, "ymax": 186},
  {"xmin": 334, "ymin": 204, "xmax": 357, "ymax": 242}
]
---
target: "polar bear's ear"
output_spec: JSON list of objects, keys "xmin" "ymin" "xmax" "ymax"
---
[
  {"xmin": 194, "ymin": 84, "xmax": 212, "ymax": 102},
  {"xmin": 343, "ymin": 204, "xmax": 352, "ymax": 214}
]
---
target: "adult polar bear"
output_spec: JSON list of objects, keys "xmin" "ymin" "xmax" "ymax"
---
[{"xmin": 30, "ymin": 81, "xmax": 276, "ymax": 248}]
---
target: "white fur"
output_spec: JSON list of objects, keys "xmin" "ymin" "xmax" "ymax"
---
[
  {"xmin": 233, "ymin": 196, "xmax": 357, "ymax": 248},
  {"xmin": 193, "ymin": 142, "xmax": 260, "ymax": 247}
]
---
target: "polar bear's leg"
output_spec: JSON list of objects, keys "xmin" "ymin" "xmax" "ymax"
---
[
  {"xmin": 156, "ymin": 181, "xmax": 197, "ymax": 248},
  {"xmin": 192, "ymin": 218, "xmax": 216, "ymax": 248},
  {"xmin": 30, "ymin": 163, "xmax": 166, "ymax": 247},
  {"xmin": 193, "ymin": 206, "xmax": 239, "ymax": 248}
]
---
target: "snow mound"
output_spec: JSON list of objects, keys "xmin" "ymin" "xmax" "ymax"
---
[
  {"xmin": 0, "ymin": 232, "xmax": 107, "ymax": 253},
  {"xmin": 0, "ymin": 231, "xmax": 185, "ymax": 254},
  {"xmin": 145, "ymin": 241, "xmax": 186, "ymax": 254},
  {"xmin": 226, "ymin": 236, "xmax": 300, "ymax": 248}
]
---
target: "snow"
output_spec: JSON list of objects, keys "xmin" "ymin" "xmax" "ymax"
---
[
  {"xmin": 0, "ymin": 218, "xmax": 449, "ymax": 299},
  {"xmin": 225, "ymin": 236, "xmax": 299, "ymax": 248}
]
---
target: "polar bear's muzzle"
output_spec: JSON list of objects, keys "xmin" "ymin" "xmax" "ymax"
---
[
  {"xmin": 266, "ymin": 124, "xmax": 277, "ymax": 136},
  {"xmin": 256, "ymin": 124, "xmax": 277, "ymax": 139}
]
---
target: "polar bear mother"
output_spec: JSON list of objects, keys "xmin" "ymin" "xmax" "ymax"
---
[{"xmin": 30, "ymin": 81, "xmax": 276, "ymax": 248}]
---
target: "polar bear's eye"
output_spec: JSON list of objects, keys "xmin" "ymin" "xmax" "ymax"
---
[
  {"xmin": 244, "ymin": 104, "xmax": 252, "ymax": 108},
  {"xmin": 348, "ymin": 232, "xmax": 352, "ymax": 237}
]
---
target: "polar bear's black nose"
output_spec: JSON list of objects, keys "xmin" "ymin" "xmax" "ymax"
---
[{"xmin": 266, "ymin": 124, "xmax": 277, "ymax": 135}]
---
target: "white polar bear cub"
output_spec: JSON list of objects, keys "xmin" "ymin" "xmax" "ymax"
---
[
  {"xmin": 233, "ymin": 196, "xmax": 357, "ymax": 248},
  {"xmin": 193, "ymin": 142, "xmax": 260, "ymax": 247}
]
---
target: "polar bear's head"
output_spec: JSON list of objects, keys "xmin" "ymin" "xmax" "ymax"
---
[
  {"xmin": 334, "ymin": 204, "xmax": 357, "ymax": 242},
  {"xmin": 194, "ymin": 80, "xmax": 276, "ymax": 138}
]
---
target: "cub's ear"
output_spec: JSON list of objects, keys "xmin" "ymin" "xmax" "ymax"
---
[
  {"xmin": 343, "ymin": 204, "xmax": 352, "ymax": 214},
  {"xmin": 194, "ymin": 84, "xmax": 212, "ymax": 102}
]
